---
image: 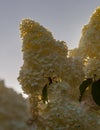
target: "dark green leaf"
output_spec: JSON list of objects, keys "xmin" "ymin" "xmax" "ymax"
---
[
  {"xmin": 79, "ymin": 78, "xmax": 93, "ymax": 102},
  {"xmin": 42, "ymin": 84, "xmax": 48, "ymax": 104},
  {"xmin": 92, "ymin": 79, "xmax": 100, "ymax": 106}
]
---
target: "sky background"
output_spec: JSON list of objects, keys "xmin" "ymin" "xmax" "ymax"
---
[{"xmin": 0, "ymin": 0, "xmax": 100, "ymax": 96}]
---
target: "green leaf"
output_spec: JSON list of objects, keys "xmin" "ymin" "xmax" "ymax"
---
[
  {"xmin": 42, "ymin": 84, "xmax": 48, "ymax": 104},
  {"xmin": 92, "ymin": 79, "xmax": 100, "ymax": 106},
  {"xmin": 79, "ymin": 78, "xmax": 93, "ymax": 102}
]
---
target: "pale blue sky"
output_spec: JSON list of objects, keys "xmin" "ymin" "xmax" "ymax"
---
[{"xmin": 0, "ymin": 0, "xmax": 100, "ymax": 95}]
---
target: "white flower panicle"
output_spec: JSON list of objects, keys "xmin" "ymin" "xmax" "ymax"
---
[
  {"xmin": 79, "ymin": 7, "xmax": 100, "ymax": 78},
  {"xmin": 0, "ymin": 80, "xmax": 28, "ymax": 130},
  {"xmin": 19, "ymin": 19, "xmax": 84, "ymax": 95},
  {"xmin": 79, "ymin": 7, "xmax": 100, "ymax": 59},
  {"xmin": 19, "ymin": 19, "xmax": 69, "ymax": 94},
  {"xmin": 85, "ymin": 58, "xmax": 100, "ymax": 79},
  {"xmin": 18, "ymin": 17, "xmax": 100, "ymax": 130},
  {"xmin": 69, "ymin": 7, "xmax": 100, "ymax": 111},
  {"xmin": 70, "ymin": 7, "xmax": 100, "ymax": 77}
]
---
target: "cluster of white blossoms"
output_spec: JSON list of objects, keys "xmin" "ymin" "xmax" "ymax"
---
[
  {"xmin": 18, "ymin": 7, "xmax": 100, "ymax": 130},
  {"xmin": 18, "ymin": 19, "xmax": 84, "ymax": 97},
  {"xmin": 78, "ymin": 7, "xmax": 100, "ymax": 80},
  {"xmin": 0, "ymin": 80, "xmax": 28, "ymax": 130},
  {"xmin": 85, "ymin": 58, "xmax": 100, "ymax": 80},
  {"xmin": 79, "ymin": 7, "xmax": 100, "ymax": 59},
  {"xmin": 70, "ymin": 7, "xmax": 100, "ymax": 78},
  {"xmin": 37, "ymin": 82, "xmax": 100, "ymax": 130},
  {"xmin": 70, "ymin": 7, "xmax": 100, "ymax": 109}
]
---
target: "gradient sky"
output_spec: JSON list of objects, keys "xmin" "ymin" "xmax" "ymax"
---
[{"xmin": 0, "ymin": 0, "xmax": 100, "ymax": 95}]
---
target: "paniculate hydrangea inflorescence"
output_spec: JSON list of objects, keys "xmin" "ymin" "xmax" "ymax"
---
[{"xmin": 18, "ymin": 10, "xmax": 100, "ymax": 129}]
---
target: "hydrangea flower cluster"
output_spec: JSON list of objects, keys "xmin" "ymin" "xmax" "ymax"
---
[
  {"xmin": 18, "ymin": 19, "xmax": 84, "ymax": 98},
  {"xmin": 0, "ymin": 80, "xmax": 28, "ymax": 130},
  {"xmin": 79, "ymin": 7, "xmax": 100, "ymax": 59},
  {"xmin": 85, "ymin": 58, "xmax": 100, "ymax": 80},
  {"xmin": 69, "ymin": 7, "xmax": 100, "ymax": 110},
  {"xmin": 18, "ymin": 7, "xmax": 100, "ymax": 129},
  {"xmin": 70, "ymin": 7, "xmax": 100, "ymax": 78},
  {"xmin": 78, "ymin": 7, "xmax": 100, "ymax": 82}
]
